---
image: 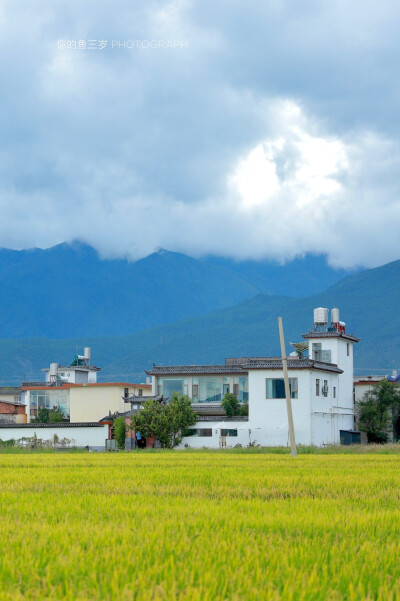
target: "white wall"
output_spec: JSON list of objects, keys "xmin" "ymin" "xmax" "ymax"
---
[
  {"xmin": 248, "ymin": 369, "xmax": 313, "ymax": 446},
  {"xmin": 0, "ymin": 424, "xmax": 108, "ymax": 449},
  {"xmin": 181, "ymin": 421, "xmax": 250, "ymax": 448},
  {"xmin": 309, "ymin": 336, "xmax": 354, "ymax": 411}
]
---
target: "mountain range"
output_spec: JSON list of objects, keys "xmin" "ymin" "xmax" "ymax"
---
[
  {"xmin": 0, "ymin": 241, "xmax": 355, "ymax": 338},
  {"xmin": 0, "ymin": 243, "xmax": 398, "ymax": 385}
]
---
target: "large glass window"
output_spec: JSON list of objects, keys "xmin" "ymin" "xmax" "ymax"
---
[
  {"xmin": 199, "ymin": 377, "xmax": 223, "ymax": 403},
  {"xmin": 160, "ymin": 378, "xmax": 183, "ymax": 399},
  {"xmin": 266, "ymin": 378, "xmax": 298, "ymax": 399},
  {"xmin": 239, "ymin": 376, "xmax": 248, "ymax": 402},
  {"xmin": 30, "ymin": 389, "xmax": 70, "ymax": 419}
]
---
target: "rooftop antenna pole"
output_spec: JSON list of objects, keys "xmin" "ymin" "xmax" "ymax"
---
[{"xmin": 278, "ymin": 316, "xmax": 297, "ymax": 458}]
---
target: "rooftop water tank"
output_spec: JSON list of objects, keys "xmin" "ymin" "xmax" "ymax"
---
[
  {"xmin": 331, "ymin": 308, "xmax": 340, "ymax": 324},
  {"xmin": 49, "ymin": 363, "xmax": 58, "ymax": 377},
  {"xmin": 314, "ymin": 307, "xmax": 329, "ymax": 325}
]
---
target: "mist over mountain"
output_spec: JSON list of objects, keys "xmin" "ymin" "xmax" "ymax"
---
[{"xmin": 0, "ymin": 242, "xmax": 354, "ymax": 339}]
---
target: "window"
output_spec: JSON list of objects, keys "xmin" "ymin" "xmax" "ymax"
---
[
  {"xmin": 313, "ymin": 344, "xmax": 331, "ymax": 362},
  {"xmin": 239, "ymin": 376, "xmax": 249, "ymax": 402},
  {"xmin": 266, "ymin": 378, "xmax": 298, "ymax": 399},
  {"xmin": 316, "ymin": 379, "xmax": 320, "ymax": 396},
  {"xmin": 333, "ymin": 386, "xmax": 336, "ymax": 399},
  {"xmin": 192, "ymin": 384, "xmax": 199, "ymax": 397},
  {"xmin": 221, "ymin": 429, "xmax": 238, "ymax": 437},
  {"xmin": 184, "ymin": 428, "xmax": 213, "ymax": 437},
  {"xmin": 198, "ymin": 429, "xmax": 212, "ymax": 437},
  {"xmin": 184, "ymin": 429, "xmax": 197, "ymax": 437},
  {"xmin": 321, "ymin": 350, "xmax": 331, "ymax": 363},
  {"xmin": 138, "ymin": 389, "xmax": 142, "ymax": 397},
  {"xmin": 347, "ymin": 343, "xmax": 350, "ymax": 356},
  {"xmin": 199, "ymin": 377, "xmax": 223, "ymax": 403},
  {"xmin": 312, "ymin": 343, "xmax": 321, "ymax": 360},
  {"xmin": 161, "ymin": 378, "xmax": 183, "ymax": 398},
  {"xmin": 29, "ymin": 389, "xmax": 70, "ymax": 419},
  {"xmin": 223, "ymin": 383, "xmax": 230, "ymax": 395},
  {"xmin": 233, "ymin": 383, "xmax": 239, "ymax": 397},
  {"xmin": 124, "ymin": 388, "xmax": 129, "ymax": 398},
  {"xmin": 322, "ymin": 380, "xmax": 329, "ymax": 397}
]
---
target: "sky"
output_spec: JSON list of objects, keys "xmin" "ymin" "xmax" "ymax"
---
[{"xmin": 0, "ymin": 0, "xmax": 399, "ymax": 268}]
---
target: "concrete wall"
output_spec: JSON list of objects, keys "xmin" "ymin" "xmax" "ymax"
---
[
  {"xmin": 181, "ymin": 420, "xmax": 250, "ymax": 448},
  {"xmin": 0, "ymin": 424, "xmax": 108, "ymax": 450},
  {"xmin": 70, "ymin": 384, "xmax": 152, "ymax": 422},
  {"xmin": 354, "ymin": 379, "xmax": 383, "ymax": 404},
  {"xmin": 309, "ymin": 336, "xmax": 355, "ymax": 410},
  {"xmin": 70, "ymin": 386, "xmax": 130, "ymax": 422},
  {"xmin": 249, "ymin": 369, "xmax": 313, "ymax": 446}
]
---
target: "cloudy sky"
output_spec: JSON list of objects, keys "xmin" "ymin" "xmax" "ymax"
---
[{"xmin": 0, "ymin": 0, "xmax": 399, "ymax": 268}]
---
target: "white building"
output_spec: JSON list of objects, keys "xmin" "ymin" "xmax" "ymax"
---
[
  {"xmin": 42, "ymin": 347, "xmax": 100, "ymax": 384},
  {"xmin": 147, "ymin": 307, "xmax": 359, "ymax": 447}
]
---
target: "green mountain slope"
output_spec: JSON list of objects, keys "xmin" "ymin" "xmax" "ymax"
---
[
  {"xmin": 0, "ymin": 259, "xmax": 398, "ymax": 384},
  {"xmin": 0, "ymin": 242, "xmax": 354, "ymax": 338}
]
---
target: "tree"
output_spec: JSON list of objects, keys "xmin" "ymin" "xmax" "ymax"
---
[
  {"xmin": 113, "ymin": 417, "xmax": 127, "ymax": 450},
  {"xmin": 222, "ymin": 393, "xmax": 241, "ymax": 417},
  {"xmin": 357, "ymin": 380, "xmax": 400, "ymax": 443},
  {"xmin": 239, "ymin": 403, "xmax": 249, "ymax": 417},
  {"xmin": 131, "ymin": 394, "xmax": 197, "ymax": 449},
  {"xmin": 31, "ymin": 407, "xmax": 50, "ymax": 423},
  {"xmin": 49, "ymin": 406, "xmax": 65, "ymax": 422}
]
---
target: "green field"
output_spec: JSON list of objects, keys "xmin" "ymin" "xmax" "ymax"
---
[{"xmin": 1, "ymin": 450, "xmax": 400, "ymax": 600}]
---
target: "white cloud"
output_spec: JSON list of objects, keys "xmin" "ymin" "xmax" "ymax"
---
[{"xmin": 0, "ymin": 0, "xmax": 399, "ymax": 269}]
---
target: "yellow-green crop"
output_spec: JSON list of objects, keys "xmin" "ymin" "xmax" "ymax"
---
[{"xmin": 1, "ymin": 450, "xmax": 400, "ymax": 600}]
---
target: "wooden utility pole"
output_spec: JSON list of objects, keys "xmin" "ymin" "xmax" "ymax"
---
[{"xmin": 278, "ymin": 317, "xmax": 297, "ymax": 457}]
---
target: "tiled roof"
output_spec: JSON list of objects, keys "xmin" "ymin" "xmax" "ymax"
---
[
  {"xmin": 242, "ymin": 358, "xmax": 343, "ymax": 374},
  {"xmin": 146, "ymin": 365, "xmax": 247, "ymax": 375},
  {"xmin": 302, "ymin": 330, "xmax": 360, "ymax": 342},
  {"xmin": 0, "ymin": 398, "xmax": 25, "ymax": 406},
  {"xmin": 196, "ymin": 416, "xmax": 249, "ymax": 422},
  {"xmin": 99, "ymin": 410, "xmax": 134, "ymax": 422},
  {"xmin": 148, "ymin": 359, "xmax": 342, "ymax": 375},
  {"xmin": 86, "ymin": 383, "xmax": 151, "ymax": 388},
  {"xmin": 148, "ymin": 355, "xmax": 344, "ymax": 375},
  {"xmin": 22, "ymin": 384, "xmax": 77, "ymax": 390},
  {"xmin": 124, "ymin": 394, "xmax": 163, "ymax": 402},
  {"xmin": 192, "ymin": 404, "xmax": 226, "ymax": 416},
  {"xmin": 42, "ymin": 365, "xmax": 102, "ymax": 372},
  {"xmin": 0, "ymin": 422, "xmax": 104, "ymax": 428}
]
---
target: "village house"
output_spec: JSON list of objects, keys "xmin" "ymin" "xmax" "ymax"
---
[
  {"xmin": 0, "ymin": 387, "xmax": 26, "ymax": 424},
  {"xmin": 146, "ymin": 308, "xmax": 360, "ymax": 448}
]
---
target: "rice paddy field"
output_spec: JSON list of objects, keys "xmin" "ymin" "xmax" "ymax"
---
[{"xmin": 1, "ymin": 448, "xmax": 400, "ymax": 601}]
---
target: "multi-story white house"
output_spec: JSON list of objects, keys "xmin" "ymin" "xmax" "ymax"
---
[{"xmin": 147, "ymin": 308, "xmax": 359, "ymax": 447}]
